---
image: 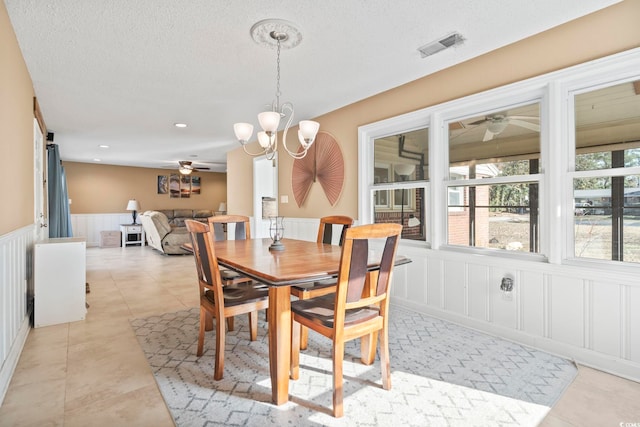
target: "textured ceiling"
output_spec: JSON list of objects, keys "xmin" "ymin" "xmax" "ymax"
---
[{"xmin": 5, "ymin": 0, "xmax": 621, "ymax": 173}]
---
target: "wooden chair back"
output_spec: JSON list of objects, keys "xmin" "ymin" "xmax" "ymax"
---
[
  {"xmin": 185, "ymin": 219, "xmax": 223, "ymax": 303},
  {"xmin": 335, "ymin": 223, "xmax": 401, "ymax": 316},
  {"xmin": 317, "ymin": 215, "xmax": 353, "ymax": 246},
  {"xmin": 208, "ymin": 214, "xmax": 251, "ymax": 241}
]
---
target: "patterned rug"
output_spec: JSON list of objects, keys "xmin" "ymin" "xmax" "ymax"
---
[{"xmin": 131, "ymin": 306, "xmax": 577, "ymax": 427}]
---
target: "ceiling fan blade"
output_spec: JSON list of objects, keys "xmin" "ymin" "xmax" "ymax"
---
[
  {"xmin": 469, "ymin": 118, "xmax": 488, "ymax": 126},
  {"xmin": 482, "ymin": 129, "xmax": 495, "ymax": 142},
  {"xmin": 508, "ymin": 115, "xmax": 540, "ymax": 121},
  {"xmin": 509, "ymin": 119, "xmax": 540, "ymax": 132}
]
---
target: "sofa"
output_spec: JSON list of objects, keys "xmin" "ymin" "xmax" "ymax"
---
[{"xmin": 140, "ymin": 209, "xmax": 214, "ymax": 254}]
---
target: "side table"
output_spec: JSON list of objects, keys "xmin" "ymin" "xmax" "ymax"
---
[{"xmin": 120, "ymin": 224, "xmax": 145, "ymax": 247}]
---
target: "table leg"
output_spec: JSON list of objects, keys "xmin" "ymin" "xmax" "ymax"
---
[{"xmin": 268, "ymin": 286, "xmax": 291, "ymax": 405}]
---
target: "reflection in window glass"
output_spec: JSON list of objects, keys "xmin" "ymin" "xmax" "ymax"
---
[
  {"xmin": 373, "ymin": 128, "xmax": 428, "ymax": 240},
  {"xmin": 447, "ymin": 103, "xmax": 540, "ymax": 253},
  {"xmin": 573, "ymin": 81, "xmax": 640, "ymax": 263},
  {"xmin": 374, "ymin": 128, "xmax": 428, "ymax": 183},
  {"xmin": 449, "ymin": 103, "xmax": 540, "ymax": 178},
  {"xmin": 575, "ymin": 82, "xmax": 640, "ymax": 172},
  {"xmin": 447, "ymin": 183, "xmax": 538, "ymax": 252},
  {"xmin": 373, "ymin": 188, "xmax": 426, "ymax": 241}
]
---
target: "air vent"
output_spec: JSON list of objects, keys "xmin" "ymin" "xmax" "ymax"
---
[{"xmin": 418, "ymin": 32, "xmax": 464, "ymax": 58}]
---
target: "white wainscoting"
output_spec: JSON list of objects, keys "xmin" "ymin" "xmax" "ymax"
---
[
  {"xmin": 71, "ymin": 213, "xmax": 132, "ymax": 247},
  {"xmin": 0, "ymin": 225, "xmax": 34, "ymax": 405},
  {"xmin": 390, "ymin": 245, "xmax": 640, "ymax": 383},
  {"xmin": 69, "ymin": 214, "xmax": 640, "ymax": 382}
]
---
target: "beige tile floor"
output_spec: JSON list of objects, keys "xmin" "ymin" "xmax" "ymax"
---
[{"xmin": 1, "ymin": 246, "xmax": 639, "ymax": 426}]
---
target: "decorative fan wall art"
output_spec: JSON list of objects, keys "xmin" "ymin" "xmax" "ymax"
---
[{"xmin": 292, "ymin": 131, "xmax": 344, "ymax": 207}]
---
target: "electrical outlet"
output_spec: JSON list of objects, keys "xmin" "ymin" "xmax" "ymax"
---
[{"xmin": 280, "ymin": 195, "xmax": 288, "ymax": 203}]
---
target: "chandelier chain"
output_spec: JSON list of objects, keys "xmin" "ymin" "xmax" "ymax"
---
[{"xmin": 276, "ymin": 38, "xmax": 282, "ymax": 110}]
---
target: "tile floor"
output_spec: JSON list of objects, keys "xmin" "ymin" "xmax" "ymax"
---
[{"xmin": 1, "ymin": 246, "xmax": 639, "ymax": 426}]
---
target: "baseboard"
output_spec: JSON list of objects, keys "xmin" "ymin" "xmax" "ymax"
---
[
  {"xmin": 0, "ymin": 315, "xmax": 31, "ymax": 406},
  {"xmin": 392, "ymin": 299, "xmax": 640, "ymax": 384}
]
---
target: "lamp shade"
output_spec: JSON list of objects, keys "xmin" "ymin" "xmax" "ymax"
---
[
  {"xmin": 257, "ymin": 131, "xmax": 272, "ymax": 148},
  {"xmin": 395, "ymin": 163, "xmax": 416, "ymax": 177},
  {"xmin": 233, "ymin": 122, "xmax": 254, "ymax": 143},
  {"xmin": 218, "ymin": 202, "xmax": 227, "ymax": 212},
  {"xmin": 299, "ymin": 120, "xmax": 320, "ymax": 141},
  {"xmin": 126, "ymin": 199, "xmax": 141, "ymax": 211},
  {"xmin": 258, "ymin": 111, "xmax": 280, "ymax": 134},
  {"xmin": 408, "ymin": 215, "xmax": 421, "ymax": 227}
]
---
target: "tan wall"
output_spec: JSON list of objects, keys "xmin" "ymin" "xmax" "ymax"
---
[
  {"xmin": 228, "ymin": 0, "xmax": 640, "ymax": 221},
  {"xmin": 64, "ymin": 162, "xmax": 227, "ymax": 214},
  {"xmin": 0, "ymin": 2, "xmax": 35, "ymax": 235}
]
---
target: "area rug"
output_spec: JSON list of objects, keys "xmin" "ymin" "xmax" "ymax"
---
[{"xmin": 131, "ymin": 306, "xmax": 577, "ymax": 427}]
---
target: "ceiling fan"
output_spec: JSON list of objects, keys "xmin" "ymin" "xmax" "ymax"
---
[
  {"xmin": 176, "ymin": 161, "xmax": 210, "ymax": 175},
  {"xmin": 469, "ymin": 113, "xmax": 540, "ymax": 141}
]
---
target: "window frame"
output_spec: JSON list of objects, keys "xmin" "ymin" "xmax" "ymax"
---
[
  {"xmin": 358, "ymin": 47, "xmax": 640, "ymax": 268},
  {"xmin": 563, "ymin": 63, "xmax": 640, "ymax": 268},
  {"xmin": 359, "ymin": 112, "xmax": 430, "ymax": 246}
]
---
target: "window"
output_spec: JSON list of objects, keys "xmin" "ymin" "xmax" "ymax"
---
[
  {"xmin": 447, "ymin": 102, "xmax": 541, "ymax": 253},
  {"xmin": 571, "ymin": 80, "xmax": 640, "ymax": 263},
  {"xmin": 372, "ymin": 128, "xmax": 428, "ymax": 241}
]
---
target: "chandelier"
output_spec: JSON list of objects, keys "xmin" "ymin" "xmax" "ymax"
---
[{"xmin": 233, "ymin": 19, "xmax": 319, "ymax": 160}]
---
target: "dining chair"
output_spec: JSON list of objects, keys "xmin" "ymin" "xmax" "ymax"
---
[
  {"xmin": 185, "ymin": 219, "xmax": 269, "ymax": 380},
  {"xmin": 290, "ymin": 223, "xmax": 402, "ymax": 417},
  {"xmin": 208, "ymin": 214, "xmax": 254, "ymax": 331},
  {"xmin": 290, "ymin": 215, "xmax": 354, "ymax": 350}
]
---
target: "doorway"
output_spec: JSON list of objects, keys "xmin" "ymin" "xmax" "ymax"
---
[{"xmin": 252, "ymin": 155, "xmax": 278, "ymax": 238}]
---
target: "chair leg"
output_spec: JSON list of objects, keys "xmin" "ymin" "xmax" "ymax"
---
[
  {"xmin": 379, "ymin": 323, "xmax": 391, "ymax": 390},
  {"xmin": 213, "ymin": 313, "xmax": 225, "ymax": 381},
  {"xmin": 290, "ymin": 319, "xmax": 301, "ymax": 380},
  {"xmin": 227, "ymin": 316, "xmax": 235, "ymax": 331},
  {"xmin": 204, "ymin": 310, "xmax": 213, "ymax": 331},
  {"xmin": 298, "ymin": 293, "xmax": 309, "ymax": 350},
  {"xmin": 300, "ymin": 324, "xmax": 309, "ymax": 350},
  {"xmin": 332, "ymin": 340, "xmax": 345, "ymax": 418},
  {"xmin": 248, "ymin": 311, "xmax": 258, "ymax": 341},
  {"xmin": 197, "ymin": 306, "xmax": 206, "ymax": 357}
]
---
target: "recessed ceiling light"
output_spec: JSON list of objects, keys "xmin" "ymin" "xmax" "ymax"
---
[
  {"xmin": 93, "ymin": 158, "xmax": 101, "ymax": 162},
  {"xmin": 174, "ymin": 123, "xmax": 187, "ymax": 128},
  {"xmin": 99, "ymin": 145, "xmax": 110, "ymax": 149}
]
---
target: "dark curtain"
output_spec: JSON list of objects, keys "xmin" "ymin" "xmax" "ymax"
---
[{"xmin": 47, "ymin": 144, "xmax": 72, "ymax": 238}]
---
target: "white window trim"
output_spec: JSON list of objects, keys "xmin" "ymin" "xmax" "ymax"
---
[{"xmin": 358, "ymin": 47, "xmax": 640, "ymax": 266}]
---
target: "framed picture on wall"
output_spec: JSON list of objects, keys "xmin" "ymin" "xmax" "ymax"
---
[
  {"xmin": 169, "ymin": 174, "xmax": 180, "ymax": 198},
  {"xmin": 180, "ymin": 175, "xmax": 191, "ymax": 198},
  {"xmin": 157, "ymin": 175, "xmax": 168, "ymax": 194},
  {"xmin": 191, "ymin": 176, "xmax": 201, "ymax": 195}
]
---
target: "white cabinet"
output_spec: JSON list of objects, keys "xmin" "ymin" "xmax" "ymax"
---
[
  {"xmin": 34, "ymin": 238, "xmax": 87, "ymax": 328},
  {"xmin": 120, "ymin": 224, "xmax": 145, "ymax": 247}
]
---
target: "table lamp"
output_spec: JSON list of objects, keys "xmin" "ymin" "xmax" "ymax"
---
[
  {"xmin": 218, "ymin": 202, "xmax": 227, "ymax": 214},
  {"xmin": 126, "ymin": 199, "xmax": 141, "ymax": 224}
]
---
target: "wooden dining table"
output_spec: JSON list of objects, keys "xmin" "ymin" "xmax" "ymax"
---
[{"xmin": 213, "ymin": 237, "xmax": 410, "ymax": 406}]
